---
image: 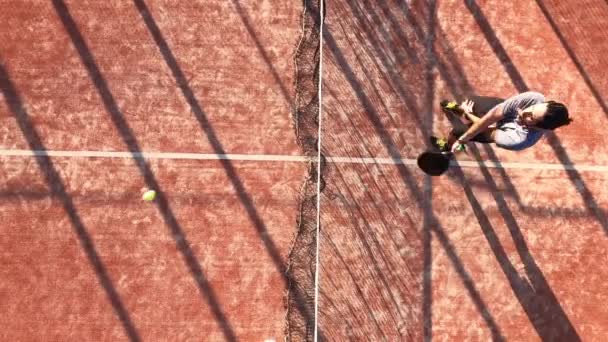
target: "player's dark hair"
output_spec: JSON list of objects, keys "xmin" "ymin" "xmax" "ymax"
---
[{"xmin": 536, "ymin": 101, "xmax": 572, "ymax": 130}]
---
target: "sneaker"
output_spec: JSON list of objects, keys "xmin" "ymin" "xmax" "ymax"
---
[
  {"xmin": 430, "ymin": 136, "xmax": 449, "ymax": 152},
  {"xmin": 440, "ymin": 100, "xmax": 463, "ymax": 116}
]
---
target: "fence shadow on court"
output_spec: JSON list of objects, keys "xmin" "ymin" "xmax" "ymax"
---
[
  {"xmin": 0, "ymin": 62, "xmax": 142, "ymax": 342},
  {"xmin": 463, "ymin": 0, "xmax": 608, "ymax": 235},
  {"xmin": 52, "ymin": 1, "xmax": 238, "ymax": 340},
  {"xmin": 535, "ymin": 0, "xmax": 608, "ymax": 116},
  {"xmin": 324, "ymin": 24, "xmax": 505, "ymax": 341},
  {"xmin": 323, "ymin": 0, "xmax": 594, "ymax": 340},
  {"xmin": 130, "ymin": 0, "xmax": 320, "ymax": 339}
]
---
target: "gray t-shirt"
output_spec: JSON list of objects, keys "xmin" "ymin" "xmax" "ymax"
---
[{"xmin": 493, "ymin": 91, "xmax": 545, "ymax": 151}]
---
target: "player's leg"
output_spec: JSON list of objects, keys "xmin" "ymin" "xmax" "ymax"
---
[
  {"xmin": 455, "ymin": 96, "xmax": 502, "ymax": 143},
  {"xmin": 439, "ymin": 96, "xmax": 503, "ymax": 125},
  {"xmin": 432, "ymin": 96, "xmax": 502, "ymax": 151},
  {"xmin": 446, "ymin": 125, "xmax": 493, "ymax": 146},
  {"xmin": 431, "ymin": 117, "xmax": 493, "ymax": 151},
  {"xmin": 467, "ymin": 96, "xmax": 504, "ymax": 117}
]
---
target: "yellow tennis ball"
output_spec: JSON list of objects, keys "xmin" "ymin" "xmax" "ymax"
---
[
  {"xmin": 446, "ymin": 101, "xmax": 458, "ymax": 109},
  {"xmin": 142, "ymin": 190, "xmax": 157, "ymax": 202}
]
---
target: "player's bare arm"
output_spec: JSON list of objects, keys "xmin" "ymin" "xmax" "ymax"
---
[{"xmin": 457, "ymin": 103, "xmax": 504, "ymax": 144}]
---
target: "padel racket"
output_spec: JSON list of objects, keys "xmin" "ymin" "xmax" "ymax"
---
[{"xmin": 417, "ymin": 151, "xmax": 453, "ymax": 176}]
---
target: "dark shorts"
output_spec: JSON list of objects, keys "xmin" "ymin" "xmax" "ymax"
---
[{"xmin": 449, "ymin": 96, "xmax": 505, "ymax": 143}]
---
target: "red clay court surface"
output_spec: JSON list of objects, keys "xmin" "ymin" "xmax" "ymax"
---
[
  {"xmin": 2, "ymin": 0, "xmax": 608, "ymax": 341},
  {"xmin": 1, "ymin": 1, "xmax": 308, "ymax": 341},
  {"xmin": 320, "ymin": 0, "xmax": 608, "ymax": 341}
]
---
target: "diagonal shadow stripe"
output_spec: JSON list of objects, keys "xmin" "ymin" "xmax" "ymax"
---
[
  {"xmin": 454, "ymin": 149, "xmax": 581, "ymax": 341},
  {"xmin": 229, "ymin": 0, "xmax": 294, "ymax": 110},
  {"xmin": 324, "ymin": 26, "xmax": 505, "ymax": 340},
  {"xmin": 332, "ymin": 11, "xmax": 593, "ymax": 342},
  {"xmin": 0, "ymin": 62, "xmax": 141, "ymax": 342},
  {"xmin": 51, "ymin": 1, "xmax": 237, "ymax": 340},
  {"xmin": 130, "ymin": 0, "xmax": 318, "ymax": 336},
  {"xmin": 402, "ymin": 6, "xmax": 600, "ymax": 220},
  {"xmin": 463, "ymin": 0, "xmax": 608, "ymax": 235},
  {"xmin": 534, "ymin": 0, "xmax": 608, "ymax": 116}
]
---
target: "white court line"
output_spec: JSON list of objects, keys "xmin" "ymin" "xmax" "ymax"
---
[
  {"xmin": 0, "ymin": 149, "xmax": 310, "ymax": 162},
  {"xmin": 326, "ymin": 156, "xmax": 419, "ymax": 165},
  {"xmin": 1, "ymin": 149, "xmax": 608, "ymax": 173}
]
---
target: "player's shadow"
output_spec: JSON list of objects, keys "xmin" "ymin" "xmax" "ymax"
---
[
  {"xmin": 51, "ymin": 1, "xmax": 237, "ymax": 340},
  {"xmin": 130, "ymin": 0, "xmax": 318, "ymax": 337},
  {"xmin": 324, "ymin": 27, "xmax": 506, "ymax": 341},
  {"xmin": 414, "ymin": 1, "xmax": 585, "ymax": 339},
  {"xmin": 0, "ymin": 63, "xmax": 142, "ymax": 342}
]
